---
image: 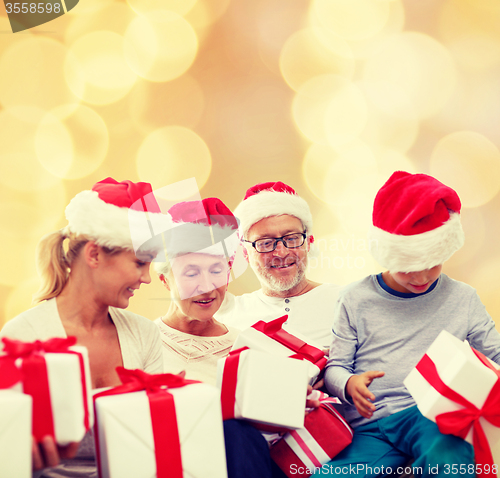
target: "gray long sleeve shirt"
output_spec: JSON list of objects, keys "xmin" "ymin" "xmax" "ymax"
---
[{"xmin": 325, "ymin": 274, "xmax": 500, "ymax": 428}]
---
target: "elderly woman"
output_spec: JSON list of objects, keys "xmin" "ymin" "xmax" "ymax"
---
[
  {"xmin": 154, "ymin": 197, "xmax": 303, "ymax": 478},
  {"xmin": 0, "ymin": 178, "xmax": 165, "ymax": 477},
  {"xmin": 154, "ymin": 197, "xmax": 241, "ymax": 384}
]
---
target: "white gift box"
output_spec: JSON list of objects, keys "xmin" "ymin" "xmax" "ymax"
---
[
  {"xmin": 19, "ymin": 345, "xmax": 94, "ymax": 445},
  {"xmin": 217, "ymin": 348, "xmax": 309, "ymax": 430},
  {"xmin": 232, "ymin": 320, "xmax": 325, "ymax": 384},
  {"xmin": 0, "ymin": 390, "xmax": 32, "ymax": 478},
  {"xmin": 94, "ymin": 381, "xmax": 228, "ymax": 478},
  {"xmin": 404, "ymin": 330, "xmax": 500, "ymax": 459}
]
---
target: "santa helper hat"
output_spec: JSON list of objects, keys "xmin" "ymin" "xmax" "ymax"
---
[
  {"xmin": 368, "ymin": 171, "xmax": 465, "ymax": 273},
  {"xmin": 161, "ymin": 197, "xmax": 240, "ymax": 263},
  {"xmin": 64, "ymin": 177, "xmax": 170, "ymax": 254},
  {"xmin": 234, "ymin": 181, "xmax": 313, "ymax": 239}
]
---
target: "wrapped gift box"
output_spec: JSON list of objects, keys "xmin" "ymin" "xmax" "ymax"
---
[
  {"xmin": 404, "ymin": 330, "xmax": 500, "ymax": 469},
  {"xmin": 217, "ymin": 347, "xmax": 309, "ymax": 430},
  {"xmin": 1, "ymin": 337, "xmax": 93, "ymax": 445},
  {"xmin": 94, "ymin": 369, "xmax": 227, "ymax": 478},
  {"xmin": 231, "ymin": 315, "xmax": 327, "ymax": 384},
  {"xmin": 270, "ymin": 399, "xmax": 353, "ymax": 477},
  {"xmin": 0, "ymin": 390, "xmax": 32, "ymax": 478}
]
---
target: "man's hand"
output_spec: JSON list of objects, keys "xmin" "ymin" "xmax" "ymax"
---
[
  {"xmin": 346, "ymin": 371, "xmax": 385, "ymax": 419},
  {"xmin": 305, "ymin": 385, "xmax": 321, "ymax": 410},
  {"xmin": 32, "ymin": 436, "xmax": 80, "ymax": 471}
]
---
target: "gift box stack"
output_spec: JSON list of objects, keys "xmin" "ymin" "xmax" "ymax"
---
[
  {"xmin": 217, "ymin": 347, "xmax": 310, "ymax": 430},
  {"xmin": 231, "ymin": 315, "xmax": 328, "ymax": 385},
  {"xmin": 94, "ymin": 367, "xmax": 228, "ymax": 478},
  {"xmin": 0, "ymin": 336, "xmax": 93, "ymax": 478},
  {"xmin": 404, "ymin": 330, "xmax": 500, "ymax": 471}
]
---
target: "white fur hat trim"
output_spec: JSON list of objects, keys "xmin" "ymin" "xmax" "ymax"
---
[
  {"xmin": 234, "ymin": 190, "xmax": 313, "ymax": 239},
  {"xmin": 368, "ymin": 213, "xmax": 464, "ymax": 273}
]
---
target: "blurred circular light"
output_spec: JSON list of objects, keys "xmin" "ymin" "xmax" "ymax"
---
[
  {"xmin": 324, "ymin": 82, "xmax": 368, "ymax": 147},
  {"xmin": 35, "ymin": 105, "xmax": 109, "ymax": 180},
  {"xmin": 439, "ymin": 0, "xmax": 500, "ymax": 70},
  {"xmin": 65, "ymin": 3, "xmax": 136, "ymax": 44},
  {"xmin": 292, "ymin": 74, "xmax": 366, "ymax": 145},
  {"xmin": 430, "ymin": 131, "xmax": 500, "ymax": 208},
  {"xmin": 0, "ymin": 37, "xmax": 81, "ymax": 116},
  {"xmin": 363, "ymin": 32, "xmax": 457, "ymax": 119},
  {"xmin": 124, "ymin": 10, "xmax": 198, "ymax": 82},
  {"xmin": 136, "ymin": 126, "xmax": 212, "ymax": 191},
  {"xmin": 311, "ymin": 0, "xmax": 391, "ymax": 41},
  {"xmin": 65, "ymin": 31, "xmax": 138, "ymax": 105},
  {"xmin": 360, "ymin": 100, "xmax": 419, "ymax": 152},
  {"xmin": 0, "ymin": 108, "xmax": 60, "ymax": 192},
  {"xmin": 129, "ymin": 75, "xmax": 205, "ymax": 133},
  {"xmin": 126, "ymin": 0, "xmax": 198, "ymax": 16},
  {"xmin": 279, "ymin": 28, "xmax": 355, "ymax": 92}
]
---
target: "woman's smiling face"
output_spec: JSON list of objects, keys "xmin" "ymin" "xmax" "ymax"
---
[{"xmin": 164, "ymin": 252, "xmax": 230, "ymax": 321}]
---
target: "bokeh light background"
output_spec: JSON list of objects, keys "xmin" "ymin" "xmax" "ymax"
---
[{"xmin": 1, "ymin": 0, "xmax": 500, "ymax": 345}]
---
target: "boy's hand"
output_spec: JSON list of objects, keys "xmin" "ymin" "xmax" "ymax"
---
[
  {"xmin": 346, "ymin": 371, "xmax": 385, "ymax": 419},
  {"xmin": 32, "ymin": 436, "xmax": 80, "ymax": 470}
]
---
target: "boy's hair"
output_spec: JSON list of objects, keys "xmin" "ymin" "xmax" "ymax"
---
[{"xmin": 368, "ymin": 171, "xmax": 465, "ymax": 273}]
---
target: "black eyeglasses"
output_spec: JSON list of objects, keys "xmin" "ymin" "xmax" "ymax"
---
[{"xmin": 243, "ymin": 232, "xmax": 307, "ymax": 253}]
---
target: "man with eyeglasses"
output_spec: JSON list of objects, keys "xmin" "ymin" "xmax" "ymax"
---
[{"xmin": 215, "ymin": 181, "xmax": 340, "ymax": 348}]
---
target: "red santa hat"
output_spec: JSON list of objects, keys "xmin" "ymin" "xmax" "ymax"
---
[
  {"xmin": 234, "ymin": 181, "xmax": 313, "ymax": 238},
  {"xmin": 158, "ymin": 197, "xmax": 240, "ymax": 266},
  {"xmin": 368, "ymin": 171, "xmax": 465, "ymax": 272},
  {"xmin": 64, "ymin": 177, "xmax": 170, "ymax": 254}
]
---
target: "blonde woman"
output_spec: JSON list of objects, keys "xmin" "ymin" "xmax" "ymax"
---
[{"xmin": 0, "ymin": 178, "xmax": 164, "ymax": 477}]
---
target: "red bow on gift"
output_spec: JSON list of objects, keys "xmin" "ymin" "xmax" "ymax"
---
[
  {"xmin": 94, "ymin": 368, "xmax": 199, "ymax": 478},
  {"xmin": 0, "ymin": 337, "xmax": 77, "ymax": 389},
  {"xmin": 416, "ymin": 349, "xmax": 500, "ymax": 477},
  {"xmin": 0, "ymin": 336, "xmax": 89, "ymax": 442},
  {"xmin": 252, "ymin": 316, "xmax": 327, "ymax": 368}
]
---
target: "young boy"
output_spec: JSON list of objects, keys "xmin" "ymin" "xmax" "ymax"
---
[{"xmin": 320, "ymin": 171, "xmax": 500, "ymax": 477}]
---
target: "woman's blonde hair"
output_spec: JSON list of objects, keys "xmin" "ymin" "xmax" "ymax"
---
[{"xmin": 33, "ymin": 230, "xmax": 121, "ymax": 303}]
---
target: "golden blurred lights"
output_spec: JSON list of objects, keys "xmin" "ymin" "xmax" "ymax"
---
[
  {"xmin": 439, "ymin": 0, "xmax": 500, "ymax": 71},
  {"xmin": 0, "ymin": 182, "xmax": 66, "ymax": 287},
  {"xmin": 302, "ymin": 140, "xmax": 377, "ymax": 205},
  {"xmin": 136, "ymin": 126, "xmax": 212, "ymax": 191},
  {"xmin": 279, "ymin": 28, "xmax": 355, "ymax": 92},
  {"xmin": 430, "ymin": 131, "xmax": 500, "ymax": 208},
  {"xmin": 0, "ymin": 108, "xmax": 60, "ymax": 192},
  {"xmin": 65, "ymin": 3, "xmax": 136, "ymax": 44},
  {"xmin": 124, "ymin": 10, "xmax": 198, "ymax": 82},
  {"xmin": 126, "ymin": 0, "xmax": 198, "ymax": 16},
  {"xmin": 129, "ymin": 75, "xmax": 205, "ymax": 134},
  {"xmin": 363, "ymin": 33, "xmax": 457, "ymax": 119},
  {"xmin": 5, "ymin": 276, "xmax": 41, "ymax": 321},
  {"xmin": 65, "ymin": 31, "xmax": 138, "ymax": 105},
  {"xmin": 35, "ymin": 105, "xmax": 109, "ymax": 180},
  {"xmin": 292, "ymin": 74, "xmax": 367, "ymax": 146},
  {"xmin": 0, "ymin": 37, "xmax": 81, "ymax": 115},
  {"xmin": 311, "ymin": 0, "xmax": 391, "ymax": 42},
  {"xmin": 360, "ymin": 104, "xmax": 419, "ymax": 153}
]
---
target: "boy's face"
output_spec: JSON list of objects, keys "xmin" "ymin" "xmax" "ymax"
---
[{"xmin": 385, "ymin": 264, "xmax": 443, "ymax": 294}]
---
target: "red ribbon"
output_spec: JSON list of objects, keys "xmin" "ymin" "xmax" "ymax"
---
[
  {"xmin": 220, "ymin": 347, "xmax": 248, "ymax": 421},
  {"xmin": 252, "ymin": 316, "xmax": 326, "ymax": 368},
  {"xmin": 416, "ymin": 349, "xmax": 500, "ymax": 477},
  {"xmin": 94, "ymin": 367, "xmax": 200, "ymax": 478},
  {"xmin": 1, "ymin": 336, "xmax": 90, "ymax": 442}
]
